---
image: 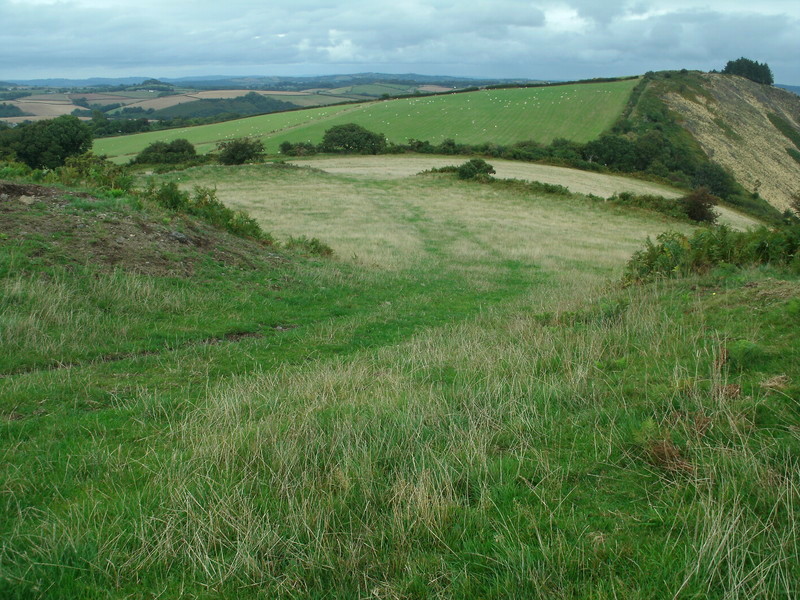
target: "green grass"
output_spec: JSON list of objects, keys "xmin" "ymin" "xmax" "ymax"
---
[
  {"xmin": 1, "ymin": 164, "xmax": 798, "ymax": 598},
  {"xmin": 94, "ymin": 79, "xmax": 639, "ymax": 161},
  {"xmin": 93, "ymin": 103, "xmax": 361, "ymax": 161}
]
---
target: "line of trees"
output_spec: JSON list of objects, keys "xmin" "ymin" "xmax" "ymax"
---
[{"xmin": 721, "ymin": 57, "xmax": 774, "ymax": 85}]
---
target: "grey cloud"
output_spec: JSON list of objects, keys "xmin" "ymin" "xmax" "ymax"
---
[
  {"xmin": 567, "ymin": 0, "xmax": 631, "ymax": 25},
  {"xmin": 0, "ymin": 0, "xmax": 798, "ymax": 83}
]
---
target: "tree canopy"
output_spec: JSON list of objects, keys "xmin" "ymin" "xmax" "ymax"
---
[
  {"xmin": 132, "ymin": 138, "xmax": 197, "ymax": 164},
  {"xmin": 721, "ymin": 57, "xmax": 774, "ymax": 85},
  {"xmin": 319, "ymin": 123, "xmax": 386, "ymax": 154},
  {"xmin": 217, "ymin": 138, "xmax": 264, "ymax": 165},
  {"xmin": 2, "ymin": 115, "xmax": 93, "ymax": 169}
]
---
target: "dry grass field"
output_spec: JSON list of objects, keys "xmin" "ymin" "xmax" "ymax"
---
[
  {"xmin": 170, "ymin": 163, "xmax": 693, "ymax": 276},
  {"xmin": 286, "ymin": 156, "xmax": 761, "ymax": 229}
]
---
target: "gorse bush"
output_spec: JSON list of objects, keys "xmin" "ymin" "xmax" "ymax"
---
[
  {"xmin": 133, "ymin": 139, "xmax": 197, "ymax": 165},
  {"xmin": 624, "ymin": 224, "xmax": 800, "ymax": 282},
  {"xmin": 217, "ymin": 138, "xmax": 264, "ymax": 165},
  {"xmin": 456, "ymin": 158, "xmax": 496, "ymax": 180},
  {"xmin": 144, "ymin": 182, "xmax": 272, "ymax": 243}
]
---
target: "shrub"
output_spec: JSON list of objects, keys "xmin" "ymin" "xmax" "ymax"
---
[
  {"xmin": 143, "ymin": 182, "xmax": 273, "ymax": 243},
  {"xmin": 624, "ymin": 224, "xmax": 800, "ymax": 283},
  {"xmin": 0, "ymin": 161, "xmax": 32, "ymax": 179},
  {"xmin": 319, "ymin": 123, "xmax": 386, "ymax": 154},
  {"xmin": 609, "ymin": 192, "xmax": 687, "ymax": 220},
  {"xmin": 279, "ymin": 141, "xmax": 317, "ymax": 156},
  {"xmin": 217, "ymin": 138, "xmax": 264, "ymax": 165},
  {"xmin": 681, "ymin": 187, "xmax": 719, "ymax": 223},
  {"xmin": 284, "ymin": 235, "xmax": 334, "ymax": 257},
  {"xmin": 58, "ymin": 152, "xmax": 133, "ymax": 191},
  {"xmin": 133, "ymin": 139, "xmax": 197, "ymax": 165},
  {"xmin": 456, "ymin": 158, "xmax": 496, "ymax": 180}
]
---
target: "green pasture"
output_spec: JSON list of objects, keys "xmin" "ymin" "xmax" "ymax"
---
[
  {"xmin": 94, "ymin": 79, "xmax": 639, "ymax": 161},
  {"xmin": 94, "ymin": 103, "xmax": 361, "ymax": 161},
  {"xmin": 1, "ymin": 162, "xmax": 798, "ymax": 598}
]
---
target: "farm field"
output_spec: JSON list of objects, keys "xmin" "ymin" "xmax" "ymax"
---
[
  {"xmin": 3, "ymin": 91, "xmax": 164, "ymax": 122},
  {"xmin": 287, "ymin": 155, "xmax": 761, "ymax": 228},
  {"xmin": 94, "ymin": 79, "xmax": 640, "ymax": 161},
  {"xmin": 94, "ymin": 103, "xmax": 362, "ymax": 160},
  {"xmin": 2, "ymin": 162, "xmax": 797, "ymax": 598},
  {"xmin": 3, "ymin": 95, "xmax": 77, "ymax": 122}
]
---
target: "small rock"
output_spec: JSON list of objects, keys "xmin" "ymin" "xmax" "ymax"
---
[
  {"xmin": 169, "ymin": 231, "xmax": 189, "ymax": 244},
  {"xmin": 19, "ymin": 195, "xmax": 36, "ymax": 205}
]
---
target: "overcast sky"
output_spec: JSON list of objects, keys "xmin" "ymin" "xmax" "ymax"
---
[{"xmin": 2, "ymin": 0, "xmax": 799, "ymax": 84}]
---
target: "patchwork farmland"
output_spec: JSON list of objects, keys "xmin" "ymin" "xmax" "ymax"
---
[{"xmin": 94, "ymin": 79, "xmax": 639, "ymax": 161}]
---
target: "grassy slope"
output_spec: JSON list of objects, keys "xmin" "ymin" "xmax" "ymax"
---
[
  {"xmin": 94, "ymin": 79, "xmax": 639, "ymax": 161},
  {"xmin": 661, "ymin": 72, "xmax": 800, "ymax": 212},
  {"xmin": 1, "ymin": 166, "xmax": 798, "ymax": 598},
  {"xmin": 93, "ymin": 103, "xmax": 360, "ymax": 160}
]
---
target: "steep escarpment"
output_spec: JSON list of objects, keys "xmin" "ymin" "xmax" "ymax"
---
[{"xmin": 662, "ymin": 73, "xmax": 800, "ymax": 212}]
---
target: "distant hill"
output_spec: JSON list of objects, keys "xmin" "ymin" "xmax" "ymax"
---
[
  {"xmin": 9, "ymin": 73, "xmax": 540, "ymax": 91},
  {"xmin": 7, "ymin": 77, "xmax": 150, "ymax": 87},
  {"xmin": 160, "ymin": 73, "xmax": 542, "ymax": 91},
  {"xmin": 776, "ymin": 83, "xmax": 800, "ymax": 96}
]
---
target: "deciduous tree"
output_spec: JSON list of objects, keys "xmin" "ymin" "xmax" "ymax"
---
[{"xmin": 10, "ymin": 115, "xmax": 92, "ymax": 169}]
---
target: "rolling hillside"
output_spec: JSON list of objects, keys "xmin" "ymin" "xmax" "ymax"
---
[
  {"xmin": 659, "ymin": 72, "xmax": 800, "ymax": 212},
  {"xmin": 94, "ymin": 79, "xmax": 639, "ymax": 161},
  {"xmin": 2, "ymin": 163, "xmax": 798, "ymax": 598}
]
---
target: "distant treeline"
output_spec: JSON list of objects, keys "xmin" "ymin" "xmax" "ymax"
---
[
  {"xmin": 0, "ymin": 103, "xmax": 29, "ymax": 117},
  {"xmin": 146, "ymin": 92, "xmax": 298, "ymax": 119},
  {"xmin": 82, "ymin": 92, "xmax": 301, "ymax": 137}
]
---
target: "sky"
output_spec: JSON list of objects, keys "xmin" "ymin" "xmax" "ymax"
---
[{"xmin": 2, "ymin": 0, "xmax": 799, "ymax": 84}]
